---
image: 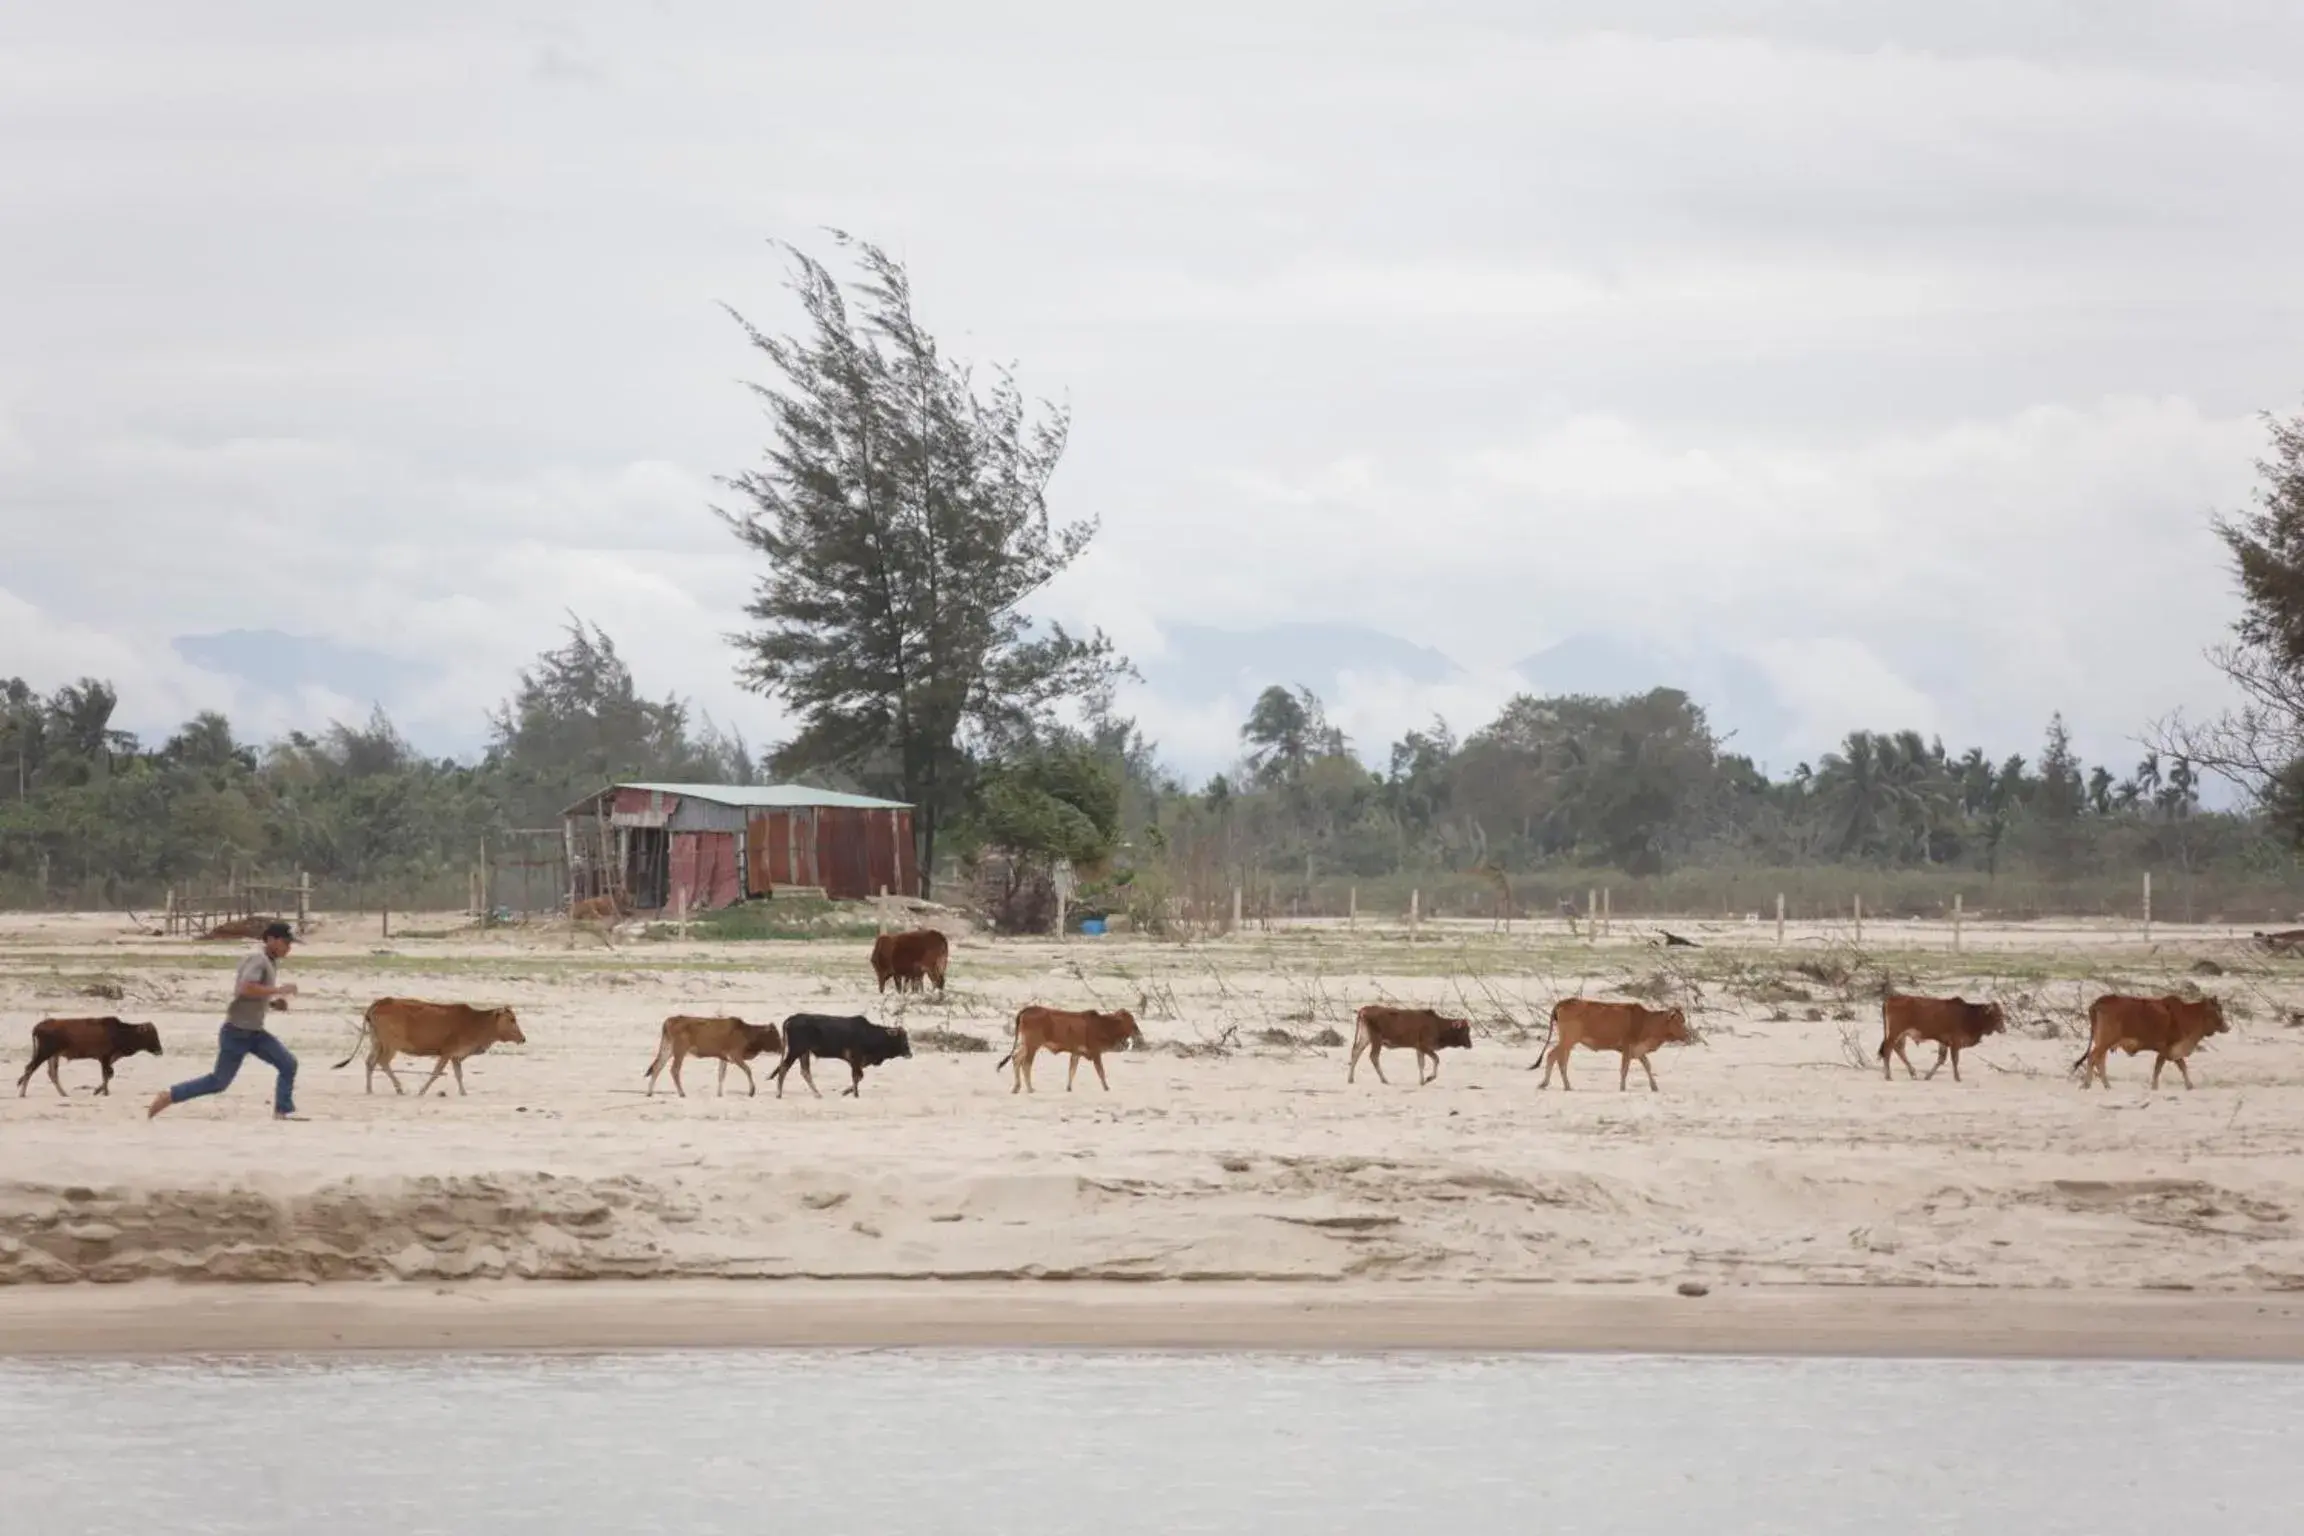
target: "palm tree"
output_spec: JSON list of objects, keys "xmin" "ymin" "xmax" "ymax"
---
[
  {"xmin": 1814, "ymin": 732, "xmax": 1895, "ymax": 860},
  {"xmin": 1240, "ymin": 686, "xmax": 1322, "ymax": 787},
  {"xmin": 2133, "ymin": 752, "xmax": 2163, "ymax": 810}
]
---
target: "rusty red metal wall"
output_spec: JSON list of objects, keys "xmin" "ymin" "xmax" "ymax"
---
[
  {"xmin": 612, "ymin": 787, "xmax": 679, "ymax": 821},
  {"xmin": 801, "ymin": 806, "xmax": 918, "ymax": 899},
  {"xmin": 745, "ymin": 808, "xmax": 821, "ymax": 895},
  {"xmin": 667, "ymin": 832, "xmax": 741, "ymax": 912},
  {"xmin": 739, "ymin": 806, "xmax": 918, "ymax": 900}
]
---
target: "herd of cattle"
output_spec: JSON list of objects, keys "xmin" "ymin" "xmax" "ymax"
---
[{"xmin": 9, "ymin": 927, "xmax": 2242, "ymax": 1105}]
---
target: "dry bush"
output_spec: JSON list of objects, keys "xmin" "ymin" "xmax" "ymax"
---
[
  {"xmin": 1794, "ymin": 957, "xmax": 1852, "ymax": 988},
  {"xmin": 909, "ymin": 1027, "xmax": 993, "ymax": 1054},
  {"xmin": 1166, "ymin": 1023, "xmax": 1240, "ymax": 1060},
  {"xmin": 1834, "ymin": 1020, "xmax": 1876, "ymax": 1070},
  {"xmin": 1307, "ymin": 1026, "xmax": 1345, "ymax": 1047},
  {"xmin": 1133, "ymin": 978, "xmax": 1185, "ymax": 1022}
]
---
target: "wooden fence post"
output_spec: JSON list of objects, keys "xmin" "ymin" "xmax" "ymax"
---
[
  {"xmin": 1348, "ymin": 886, "xmax": 1357, "ymax": 930},
  {"xmin": 1775, "ymin": 892, "xmax": 1785, "ymax": 948},
  {"xmin": 1587, "ymin": 889, "xmax": 1598, "ymax": 945},
  {"xmin": 1231, "ymin": 886, "xmax": 1242, "ymax": 934},
  {"xmin": 1853, "ymin": 893, "xmax": 1863, "ymax": 947},
  {"xmin": 1602, "ymin": 886, "xmax": 1612, "ymax": 938},
  {"xmin": 2142, "ymin": 871, "xmax": 2153, "ymax": 942},
  {"xmin": 1953, "ymin": 892, "xmax": 1963, "ymax": 953},
  {"xmin": 1410, "ymin": 888, "xmax": 1421, "ymax": 941}
]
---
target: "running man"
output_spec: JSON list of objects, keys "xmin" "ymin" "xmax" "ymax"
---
[{"xmin": 150, "ymin": 920, "xmax": 303, "ymax": 1120}]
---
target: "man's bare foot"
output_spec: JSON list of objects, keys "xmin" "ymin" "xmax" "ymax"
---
[{"xmin": 147, "ymin": 1091, "xmax": 171, "ymax": 1119}]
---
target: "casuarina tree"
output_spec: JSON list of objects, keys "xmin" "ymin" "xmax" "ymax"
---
[
  {"xmin": 2164, "ymin": 404, "xmax": 2304, "ymax": 827},
  {"xmin": 718, "ymin": 234, "xmax": 1126, "ymax": 896}
]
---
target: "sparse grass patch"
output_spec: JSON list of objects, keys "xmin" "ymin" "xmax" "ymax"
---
[{"xmin": 649, "ymin": 901, "xmax": 882, "ymax": 943}]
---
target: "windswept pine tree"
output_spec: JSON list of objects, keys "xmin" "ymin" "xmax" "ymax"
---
[{"xmin": 717, "ymin": 234, "xmax": 1127, "ymax": 895}]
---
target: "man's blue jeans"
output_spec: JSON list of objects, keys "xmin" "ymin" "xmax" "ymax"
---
[{"xmin": 169, "ymin": 1025, "xmax": 298, "ymax": 1116}]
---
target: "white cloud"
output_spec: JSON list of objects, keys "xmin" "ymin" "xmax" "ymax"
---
[
  {"xmin": 1, "ymin": 4, "xmax": 2297, "ymax": 786},
  {"xmin": 1744, "ymin": 639, "xmax": 1944, "ymax": 760}
]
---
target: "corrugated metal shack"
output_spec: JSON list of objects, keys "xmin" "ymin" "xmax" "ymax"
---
[{"xmin": 562, "ymin": 783, "xmax": 917, "ymax": 912}]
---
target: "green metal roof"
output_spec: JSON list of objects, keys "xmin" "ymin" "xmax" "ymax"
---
[{"xmin": 605, "ymin": 782, "xmax": 911, "ymax": 811}]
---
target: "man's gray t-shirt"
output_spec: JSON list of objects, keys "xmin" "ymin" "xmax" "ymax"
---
[{"xmin": 224, "ymin": 952, "xmax": 275, "ymax": 1030}]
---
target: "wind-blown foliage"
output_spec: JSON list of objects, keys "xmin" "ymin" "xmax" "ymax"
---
[
  {"xmin": 0, "ymin": 622, "xmax": 755, "ymax": 906},
  {"xmin": 718, "ymin": 234, "xmax": 1128, "ymax": 895},
  {"xmin": 2165, "ymin": 404, "xmax": 2304, "ymax": 824}
]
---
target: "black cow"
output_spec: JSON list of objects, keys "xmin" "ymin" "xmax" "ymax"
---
[
  {"xmin": 771, "ymin": 1014, "xmax": 913, "ymax": 1098},
  {"xmin": 18, "ymin": 1017, "xmax": 164, "ymax": 1097}
]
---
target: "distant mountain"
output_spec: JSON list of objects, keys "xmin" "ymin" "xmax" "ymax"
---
[
  {"xmin": 1132, "ymin": 621, "xmax": 1465, "ymax": 700},
  {"xmin": 172, "ymin": 629, "xmax": 438, "ymax": 709},
  {"xmin": 1513, "ymin": 633, "xmax": 1802, "ymax": 772}
]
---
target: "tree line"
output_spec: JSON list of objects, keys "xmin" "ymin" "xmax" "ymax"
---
[{"xmin": 7, "ymin": 236, "xmax": 2304, "ymax": 923}]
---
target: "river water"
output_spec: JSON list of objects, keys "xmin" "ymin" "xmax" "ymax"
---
[{"xmin": 1, "ymin": 1349, "xmax": 2294, "ymax": 1534}]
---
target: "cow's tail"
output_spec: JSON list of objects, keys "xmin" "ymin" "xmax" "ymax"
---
[
  {"xmin": 2067, "ymin": 998, "xmax": 2103, "ymax": 1077},
  {"xmin": 1526, "ymin": 1003, "xmax": 1561, "ymax": 1070},
  {"xmin": 642, "ymin": 1019, "xmax": 674, "ymax": 1078},
  {"xmin": 331, "ymin": 1005, "xmax": 376, "ymax": 1071},
  {"xmin": 994, "ymin": 1012, "xmax": 1020, "ymax": 1072}
]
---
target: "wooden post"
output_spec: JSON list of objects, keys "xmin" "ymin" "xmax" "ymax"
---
[
  {"xmin": 1602, "ymin": 886, "xmax": 1612, "ymax": 938},
  {"xmin": 1410, "ymin": 888, "xmax": 1421, "ymax": 941},
  {"xmin": 295, "ymin": 870, "xmax": 310, "ymax": 935},
  {"xmin": 1775, "ymin": 891, "xmax": 1785, "ymax": 948},
  {"xmin": 2142, "ymin": 871, "xmax": 2153, "ymax": 942},
  {"xmin": 878, "ymin": 886, "xmax": 890, "ymax": 936},
  {"xmin": 478, "ymin": 834, "xmax": 489, "ymax": 921},
  {"xmin": 1587, "ymin": 888, "xmax": 1598, "ymax": 945},
  {"xmin": 165, "ymin": 888, "xmax": 176, "ymax": 938},
  {"xmin": 381, "ymin": 894, "xmax": 390, "ymax": 940},
  {"xmin": 1056, "ymin": 885, "xmax": 1068, "ymax": 940},
  {"xmin": 1348, "ymin": 886, "xmax": 1357, "ymax": 929},
  {"xmin": 676, "ymin": 886, "xmax": 689, "ymax": 941},
  {"xmin": 1953, "ymin": 892, "xmax": 1963, "ymax": 953},
  {"xmin": 1853, "ymin": 893, "xmax": 1863, "ymax": 947},
  {"xmin": 1231, "ymin": 886, "xmax": 1242, "ymax": 934}
]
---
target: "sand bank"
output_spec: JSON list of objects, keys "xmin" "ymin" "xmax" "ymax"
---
[
  {"xmin": 7, "ymin": 911, "xmax": 2304, "ymax": 1356},
  {"xmin": 7, "ymin": 1280, "xmax": 2304, "ymax": 1361}
]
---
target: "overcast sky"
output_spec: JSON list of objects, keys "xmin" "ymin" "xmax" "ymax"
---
[{"xmin": 4, "ymin": 2, "xmax": 2301, "ymax": 781}]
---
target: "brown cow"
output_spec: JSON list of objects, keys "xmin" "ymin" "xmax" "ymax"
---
[
  {"xmin": 1536, "ymin": 998, "xmax": 1695, "ymax": 1091},
  {"xmin": 997, "ymin": 1006, "xmax": 1143, "ymax": 1092},
  {"xmin": 571, "ymin": 893, "xmax": 627, "ymax": 924},
  {"xmin": 1878, "ymin": 994, "xmax": 2006, "ymax": 1083},
  {"xmin": 1347, "ymin": 1005, "xmax": 1473, "ymax": 1086},
  {"xmin": 2073, "ymin": 993, "xmax": 2229, "ymax": 1090},
  {"xmin": 643, "ymin": 1015, "xmax": 785, "ymax": 1098},
  {"xmin": 18, "ymin": 1017, "xmax": 163, "ymax": 1097},
  {"xmin": 333, "ymin": 997, "xmax": 526, "ymax": 1095},
  {"xmin": 871, "ymin": 929, "xmax": 950, "ymax": 995}
]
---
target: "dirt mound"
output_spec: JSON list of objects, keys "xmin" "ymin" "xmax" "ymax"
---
[{"xmin": 0, "ymin": 1174, "xmax": 698, "ymax": 1284}]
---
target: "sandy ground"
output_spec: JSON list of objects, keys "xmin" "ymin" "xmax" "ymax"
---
[{"xmin": 7, "ymin": 907, "xmax": 2304, "ymax": 1355}]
